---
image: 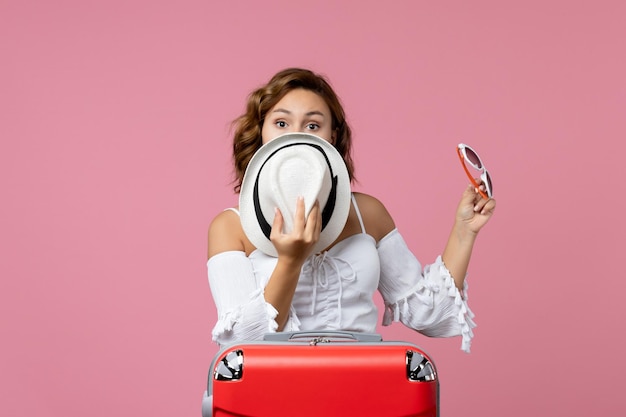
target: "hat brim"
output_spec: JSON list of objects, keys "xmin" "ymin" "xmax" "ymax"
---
[{"xmin": 239, "ymin": 133, "xmax": 351, "ymax": 257}]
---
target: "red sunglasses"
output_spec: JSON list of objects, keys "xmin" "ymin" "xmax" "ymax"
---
[{"xmin": 457, "ymin": 143, "xmax": 493, "ymax": 199}]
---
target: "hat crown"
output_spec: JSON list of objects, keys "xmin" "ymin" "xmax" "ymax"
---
[{"xmin": 258, "ymin": 145, "xmax": 331, "ymax": 235}]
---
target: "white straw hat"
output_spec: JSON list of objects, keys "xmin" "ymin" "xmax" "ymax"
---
[{"xmin": 239, "ymin": 132, "xmax": 351, "ymax": 257}]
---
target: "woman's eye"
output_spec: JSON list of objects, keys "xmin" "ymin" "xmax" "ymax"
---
[
  {"xmin": 306, "ymin": 123, "xmax": 320, "ymax": 130},
  {"xmin": 276, "ymin": 121, "xmax": 287, "ymax": 128}
]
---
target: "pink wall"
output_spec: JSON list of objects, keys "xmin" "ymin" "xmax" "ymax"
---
[{"xmin": 2, "ymin": 1, "xmax": 625, "ymax": 415}]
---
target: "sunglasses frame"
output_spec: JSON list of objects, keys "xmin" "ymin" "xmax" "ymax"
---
[{"xmin": 457, "ymin": 143, "xmax": 493, "ymax": 199}]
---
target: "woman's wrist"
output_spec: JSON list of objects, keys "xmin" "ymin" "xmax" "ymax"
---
[
  {"xmin": 275, "ymin": 254, "xmax": 307, "ymax": 273},
  {"xmin": 451, "ymin": 220, "xmax": 479, "ymax": 245}
]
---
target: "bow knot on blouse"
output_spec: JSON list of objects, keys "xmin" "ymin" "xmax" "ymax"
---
[{"xmin": 302, "ymin": 252, "xmax": 357, "ymax": 322}]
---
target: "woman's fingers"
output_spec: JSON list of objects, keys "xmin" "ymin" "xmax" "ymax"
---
[
  {"xmin": 270, "ymin": 206, "xmax": 284, "ymax": 240},
  {"xmin": 271, "ymin": 197, "xmax": 321, "ymax": 254},
  {"xmin": 479, "ymin": 197, "xmax": 496, "ymax": 215},
  {"xmin": 292, "ymin": 197, "xmax": 321, "ymax": 239},
  {"xmin": 469, "ymin": 178, "xmax": 496, "ymax": 214},
  {"xmin": 305, "ymin": 201, "xmax": 322, "ymax": 241},
  {"xmin": 292, "ymin": 196, "xmax": 306, "ymax": 232}
]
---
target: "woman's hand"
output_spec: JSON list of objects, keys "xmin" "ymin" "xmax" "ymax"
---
[
  {"xmin": 264, "ymin": 197, "xmax": 321, "ymax": 330},
  {"xmin": 455, "ymin": 182, "xmax": 497, "ymax": 235},
  {"xmin": 270, "ymin": 196, "xmax": 322, "ymax": 265}
]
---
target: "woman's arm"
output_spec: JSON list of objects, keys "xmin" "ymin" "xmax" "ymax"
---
[
  {"xmin": 442, "ymin": 184, "xmax": 496, "ymax": 290},
  {"xmin": 208, "ymin": 197, "xmax": 322, "ymax": 332},
  {"xmin": 207, "ymin": 209, "xmax": 247, "ymax": 258},
  {"xmin": 262, "ymin": 197, "xmax": 322, "ymax": 330},
  {"xmin": 355, "ymin": 189, "xmax": 493, "ymax": 353}
]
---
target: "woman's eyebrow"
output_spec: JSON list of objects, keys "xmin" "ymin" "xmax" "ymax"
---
[{"xmin": 270, "ymin": 108, "xmax": 326, "ymax": 118}]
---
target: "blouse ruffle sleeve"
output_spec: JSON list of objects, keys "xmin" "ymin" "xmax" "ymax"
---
[
  {"xmin": 207, "ymin": 251, "xmax": 300, "ymax": 345},
  {"xmin": 376, "ymin": 229, "xmax": 477, "ymax": 353}
]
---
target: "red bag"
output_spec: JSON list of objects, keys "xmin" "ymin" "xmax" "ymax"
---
[{"xmin": 202, "ymin": 332, "xmax": 439, "ymax": 417}]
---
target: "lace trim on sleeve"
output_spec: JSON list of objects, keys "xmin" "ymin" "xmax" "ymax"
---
[
  {"xmin": 382, "ymin": 255, "xmax": 477, "ymax": 353},
  {"xmin": 211, "ymin": 290, "xmax": 303, "ymax": 344},
  {"xmin": 211, "ymin": 288, "xmax": 279, "ymax": 343}
]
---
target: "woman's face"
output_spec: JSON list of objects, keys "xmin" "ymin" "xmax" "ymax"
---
[{"xmin": 261, "ymin": 88, "xmax": 335, "ymax": 145}]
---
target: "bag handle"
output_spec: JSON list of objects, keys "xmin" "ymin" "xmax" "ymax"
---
[{"xmin": 263, "ymin": 331, "xmax": 382, "ymax": 343}]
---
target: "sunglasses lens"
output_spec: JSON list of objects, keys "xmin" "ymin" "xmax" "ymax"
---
[
  {"xmin": 485, "ymin": 170, "xmax": 493, "ymax": 197},
  {"xmin": 464, "ymin": 147, "xmax": 483, "ymax": 169}
]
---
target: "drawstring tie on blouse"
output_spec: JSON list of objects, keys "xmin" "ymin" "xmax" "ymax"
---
[{"xmin": 303, "ymin": 252, "xmax": 356, "ymax": 326}]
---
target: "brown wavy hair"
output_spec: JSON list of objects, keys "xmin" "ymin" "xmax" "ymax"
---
[{"xmin": 231, "ymin": 68, "xmax": 354, "ymax": 193}]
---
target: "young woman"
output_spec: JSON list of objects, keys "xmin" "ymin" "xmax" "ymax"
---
[{"xmin": 207, "ymin": 68, "xmax": 496, "ymax": 352}]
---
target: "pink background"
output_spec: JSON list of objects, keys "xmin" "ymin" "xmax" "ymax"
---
[{"xmin": 2, "ymin": 1, "xmax": 625, "ymax": 415}]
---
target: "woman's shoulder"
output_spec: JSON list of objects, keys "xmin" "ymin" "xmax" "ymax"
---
[
  {"xmin": 352, "ymin": 192, "xmax": 396, "ymax": 241},
  {"xmin": 207, "ymin": 208, "xmax": 248, "ymax": 258},
  {"xmin": 209, "ymin": 208, "xmax": 240, "ymax": 231},
  {"xmin": 352, "ymin": 192, "xmax": 385, "ymax": 208}
]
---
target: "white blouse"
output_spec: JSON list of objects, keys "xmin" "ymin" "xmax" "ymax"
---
[{"xmin": 208, "ymin": 197, "xmax": 476, "ymax": 352}]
